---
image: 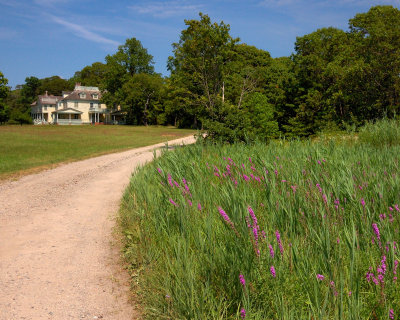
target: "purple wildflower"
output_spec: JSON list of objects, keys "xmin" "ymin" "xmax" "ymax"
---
[
  {"xmin": 372, "ymin": 223, "xmax": 381, "ymax": 240},
  {"xmin": 157, "ymin": 167, "xmax": 162, "ymax": 174},
  {"xmin": 243, "ymin": 174, "xmax": 250, "ymax": 181},
  {"xmin": 240, "ymin": 308, "xmax": 246, "ymax": 319},
  {"xmin": 316, "ymin": 274, "xmax": 324, "ymax": 281},
  {"xmin": 269, "ymin": 244, "xmax": 275, "ymax": 258},
  {"xmin": 389, "ymin": 309, "xmax": 394, "ymax": 320},
  {"xmin": 275, "ymin": 230, "xmax": 284, "ymax": 256},
  {"xmin": 239, "ymin": 274, "xmax": 245, "ymax": 287},
  {"xmin": 167, "ymin": 173, "xmax": 174, "ymax": 187},
  {"xmin": 197, "ymin": 202, "xmax": 202, "ymax": 211},
  {"xmin": 182, "ymin": 178, "xmax": 191, "ymax": 195},
  {"xmin": 169, "ymin": 198, "xmax": 178, "ymax": 207},
  {"xmin": 361, "ymin": 198, "xmax": 365, "ymax": 207},
  {"xmin": 248, "ymin": 207, "xmax": 258, "ymax": 228},
  {"xmin": 270, "ymin": 266, "xmax": 276, "ymax": 278}
]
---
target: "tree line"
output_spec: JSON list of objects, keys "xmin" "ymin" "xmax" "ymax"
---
[{"xmin": 1, "ymin": 5, "xmax": 399, "ymax": 141}]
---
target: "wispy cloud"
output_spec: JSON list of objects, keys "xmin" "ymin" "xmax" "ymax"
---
[
  {"xmin": 130, "ymin": 1, "xmax": 203, "ymax": 18},
  {"xmin": 34, "ymin": 0, "xmax": 72, "ymax": 7},
  {"xmin": 0, "ymin": 27, "xmax": 19, "ymax": 40},
  {"xmin": 49, "ymin": 15, "xmax": 120, "ymax": 46},
  {"xmin": 259, "ymin": 0, "xmax": 298, "ymax": 7}
]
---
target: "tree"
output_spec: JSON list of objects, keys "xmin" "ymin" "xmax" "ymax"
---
[
  {"xmin": 168, "ymin": 13, "xmax": 239, "ymax": 121},
  {"xmin": 225, "ymin": 44, "xmax": 271, "ymax": 108},
  {"xmin": 102, "ymin": 37, "xmax": 155, "ymax": 112},
  {"xmin": 38, "ymin": 76, "xmax": 73, "ymax": 96},
  {"xmin": 0, "ymin": 71, "xmax": 10, "ymax": 123},
  {"xmin": 72, "ymin": 62, "xmax": 109, "ymax": 87},
  {"xmin": 120, "ymin": 73, "xmax": 164, "ymax": 125},
  {"xmin": 348, "ymin": 5, "xmax": 400, "ymax": 119},
  {"xmin": 20, "ymin": 76, "xmax": 41, "ymax": 105}
]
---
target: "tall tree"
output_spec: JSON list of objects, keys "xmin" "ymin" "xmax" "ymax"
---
[
  {"xmin": 102, "ymin": 37, "xmax": 155, "ymax": 114},
  {"xmin": 348, "ymin": 5, "xmax": 400, "ymax": 119},
  {"xmin": 120, "ymin": 73, "xmax": 164, "ymax": 126},
  {"xmin": 0, "ymin": 71, "xmax": 10, "ymax": 123},
  {"xmin": 168, "ymin": 13, "xmax": 239, "ymax": 121},
  {"xmin": 72, "ymin": 62, "xmax": 108, "ymax": 87}
]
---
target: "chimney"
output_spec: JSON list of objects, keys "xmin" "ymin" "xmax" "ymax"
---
[{"xmin": 45, "ymin": 91, "xmax": 48, "ymax": 96}]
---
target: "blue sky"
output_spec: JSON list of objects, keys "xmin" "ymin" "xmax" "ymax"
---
[{"xmin": 1, "ymin": 0, "xmax": 399, "ymax": 89}]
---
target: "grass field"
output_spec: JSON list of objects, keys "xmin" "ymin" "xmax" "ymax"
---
[
  {"xmin": 0, "ymin": 125, "xmax": 195, "ymax": 179},
  {"xmin": 120, "ymin": 129, "xmax": 400, "ymax": 319}
]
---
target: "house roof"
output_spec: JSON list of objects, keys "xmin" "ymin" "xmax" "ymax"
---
[
  {"xmin": 61, "ymin": 91, "xmax": 102, "ymax": 102},
  {"xmin": 52, "ymin": 108, "xmax": 83, "ymax": 114},
  {"xmin": 31, "ymin": 94, "xmax": 62, "ymax": 106}
]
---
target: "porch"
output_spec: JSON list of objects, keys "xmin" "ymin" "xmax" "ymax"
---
[{"xmin": 52, "ymin": 108, "xmax": 83, "ymax": 125}]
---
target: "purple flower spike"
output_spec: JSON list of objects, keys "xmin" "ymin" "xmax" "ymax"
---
[
  {"xmin": 197, "ymin": 202, "xmax": 202, "ymax": 211},
  {"xmin": 157, "ymin": 168, "xmax": 162, "ymax": 174},
  {"xmin": 361, "ymin": 198, "xmax": 366, "ymax": 207},
  {"xmin": 169, "ymin": 198, "xmax": 178, "ymax": 207},
  {"xmin": 270, "ymin": 266, "xmax": 276, "ymax": 278},
  {"xmin": 389, "ymin": 309, "xmax": 394, "ymax": 320},
  {"xmin": 269, "ymin": 244, "xmax": 275, "ymax": 258},
  {"xmin": 240, "ymin": 308, "xmax": 246, "ymax": 319},
  {"xmin": 239, "ymin": 274, "xmax": 245, "ymax": 287},
  {"xmin": 372, "ymin": 223, "xmax": 381, "ymax": 240},
  {"xmin": 248, "ymin": 206, "xmax": 258, "ymax": 228}
]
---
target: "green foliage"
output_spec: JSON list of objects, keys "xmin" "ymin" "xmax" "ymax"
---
[
  {"xmin": 168, "ymin": 13, "xmax": 239, "ymax": 120},
  {"xmin": 72, "ymin": 62, "xmax": 108, "ymax": 87},
  {"xmin": 0, "ymin": 71, "xmax": 10, "ymax": 124},
  {"xmin": 120, "ymin": 73, "xmax": 164, "ymax": 125},
  {"xmin": 358, "ymin": 118, "xmax": 400, "ymax": 147},
  {"xmin": 9, "ymin": 109, "xmax": 32, "ymax": 125},
  {"xmin": 38, "ymin": 75, "xmax": 73, "ymax": 96},
  {"xmin": 121, "ymin": 132, "xmax": 400, "ymax": 319}
]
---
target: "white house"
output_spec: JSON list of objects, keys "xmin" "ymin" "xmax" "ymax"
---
[{"xmin": 31, "ymin": 83, "xmax": 116, "ymax": 125}]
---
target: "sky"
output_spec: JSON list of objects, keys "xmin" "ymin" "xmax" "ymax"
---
[{"xmin": 0, "ymin": 0, "xmax": 399, "ymax": 89}]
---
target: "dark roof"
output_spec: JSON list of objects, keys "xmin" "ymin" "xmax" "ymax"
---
[
  {"xmin": 37, "ymin": 95, "xmax": 62, "ymax": 105},
  {"xmin": 61, "ymin": 90, "xmax": 102, "ymax": 102}
]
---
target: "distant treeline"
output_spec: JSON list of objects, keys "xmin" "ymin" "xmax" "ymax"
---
[{"xmin": 1, "ymin": 5, "xmax": 399, "ymax": 140}]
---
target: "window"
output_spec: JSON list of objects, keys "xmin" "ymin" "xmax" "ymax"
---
[
  {"xmin": 79, "ymin": 92, "xmax": 86, "ymax": 98},
  {"xmin": 44, "ymin": 106, "xmax": 47, "ymax": 111},
  {"xmin": 74, "ymin": 114, "xmax": 80, "ymax": 119},
  {"xmin": 63, "ymin": 102, "xmax": 67, "ymax": 108},
  {"xmin": 92, "ymin": 94, "xmax": 98, "ymax": 99},
  {"xmin": 74, "ymin": 102, "xmax": 78, "ymax": 108},
  {"xmin": 90, "ymin": 102, "xmax": 94, "ymax": 108}
]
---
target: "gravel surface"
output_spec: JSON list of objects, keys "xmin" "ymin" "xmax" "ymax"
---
[{"xmin": 0, "ymin": 136, "xmax": 196, "ymax": 320}]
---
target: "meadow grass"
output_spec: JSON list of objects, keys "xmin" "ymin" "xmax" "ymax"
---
[
  {"xmin": 0, "ymin": 125, "xmax": 195, "ymax": 179},
  {"xmin": 120, "ymin": 133, "xmax": 400, "ymax": 319}
]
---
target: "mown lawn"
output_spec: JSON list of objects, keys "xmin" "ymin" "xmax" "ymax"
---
[{"xmin": 0, "ymin": 125, "xmax": 195, "ymax": 179}]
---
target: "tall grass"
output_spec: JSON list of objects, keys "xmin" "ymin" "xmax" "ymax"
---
[
  {"xmin": 358, "ymin": 118, "xmax": 400, "ymax": 147},
  {"xmin": 120, "ymin": 136, "xmax": 400, "ymax": 319}
]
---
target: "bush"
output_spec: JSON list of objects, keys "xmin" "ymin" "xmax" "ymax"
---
[{"xmin": 358, "ymin": 118, "xmax": 400, "ymax": 147}]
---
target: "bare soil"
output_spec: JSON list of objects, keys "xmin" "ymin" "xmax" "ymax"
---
[{"xmin": 0, "ymin": 136, "xmax": 195, "ymax": 320}]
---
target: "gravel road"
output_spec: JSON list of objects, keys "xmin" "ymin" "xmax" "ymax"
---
[{"xmin": 0, "ymin": 135, "xmax": 196, "ymax": 320}]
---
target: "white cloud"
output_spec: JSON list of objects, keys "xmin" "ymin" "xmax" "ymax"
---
[
  {"xmin": 49, "ymin": 15, "xmax": 120, "ymax": 46},
  {"xmin": 130, "ymin": 1, "xmax": 203, "ymax": 18}
]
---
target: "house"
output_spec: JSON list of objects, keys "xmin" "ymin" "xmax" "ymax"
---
[{"xmin": 31, "ymin": 83, "xmax": 118, "ymax": 125}]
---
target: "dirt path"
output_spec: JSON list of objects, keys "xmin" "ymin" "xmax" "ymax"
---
[{"xmin": 0, "ymin": 136, "xmax": 196, "ymax": 320}]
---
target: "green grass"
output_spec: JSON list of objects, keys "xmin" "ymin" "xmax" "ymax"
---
[
  {"xmin": 120, "ymin": 133, "xmax": 400, "ymax": 319},
  {"xmin": 0, "ymin": 125, "xmax": 195, "ymax": 179}
]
